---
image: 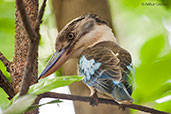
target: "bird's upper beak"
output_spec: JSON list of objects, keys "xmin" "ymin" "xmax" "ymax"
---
[{"xmin": 38, "ymin": 47, "xmax": 70, "ymax": 79}]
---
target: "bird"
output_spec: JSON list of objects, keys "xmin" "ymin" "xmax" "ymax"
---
[{"xmin": 39, "ymin": 13, "xmax": 134, "ymax": 106}]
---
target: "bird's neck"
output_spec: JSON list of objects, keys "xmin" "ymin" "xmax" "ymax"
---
[
  {"xmin": 70, "ymin": 25, "xmax": 117, "ymax": 58},
  {"xmin": 87, "ymin": 25, "xmax": 117, "ymax": 48}
]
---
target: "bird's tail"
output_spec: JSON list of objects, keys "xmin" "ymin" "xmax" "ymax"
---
[{"xmin": 111, "ymin": 81, "xmax": 133, "ymax": 103}]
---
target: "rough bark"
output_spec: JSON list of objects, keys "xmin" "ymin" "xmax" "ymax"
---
[
  {"xmin": 11, "ymin": 0, "xmax": 38, "ymax": 94},
  {"xmin": 12, "ymin": 0, "xmax": 39, "ymax": 114},
  {"xmin": 52, "ymin": 0, "xmax": 129, "ymax": 114},
  {"xmin": 0, "ymin": 70, "xmax": 14, "ymax": 99}
]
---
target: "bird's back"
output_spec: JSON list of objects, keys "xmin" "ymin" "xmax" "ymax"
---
[{"xmin": 78, "ymin": 41, "xmax": 134, "ymax": 103}]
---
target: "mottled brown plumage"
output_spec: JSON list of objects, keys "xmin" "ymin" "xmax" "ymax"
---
[
  {"xmin": 80, "ymin": 41, "xmax": 133, "ymax": 102},
  {"xmin": 89, "ymin": 41, "xmax": 133, "ymax": 95}
]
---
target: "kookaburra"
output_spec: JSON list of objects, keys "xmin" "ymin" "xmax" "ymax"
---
[{"xmin": 39, "ymin": 13, "xmax": 134, "ymax": 105}]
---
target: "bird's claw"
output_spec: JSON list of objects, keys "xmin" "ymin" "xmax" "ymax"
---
[
  {"xmin": 89, "ymin": 97, "xmax": 99, "ymax": 106},
  {"xmin": 118, "ymin": 104, "xmax": 126, "ymax": 111},
  {"xmin": 89, "ymin": 93, "xmax": 99, "ymax": 106}
]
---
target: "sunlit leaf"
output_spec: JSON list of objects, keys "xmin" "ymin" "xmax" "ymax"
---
[
  {"xmin": 149, "ymin": 81, "xmax": 171, "ymax": 101},
  {"xmin": 0, "ymin": 61, "xmax": 11, "ymax": 82},
  {"xmin": 155, "ymin": 100, "xmax": 171, "ymax": 113},
  {"xmin": 2, "ymin": 94, "xmax": 37, "ymax": 114},
  {"xmin": 0, "ymin": 1, "xmax": 15, "ymax": 20},
  {"xmin": 135, "ymin": 58, "xmax": 171, "ymax": 101},
  {"xmin": 0, "ymin": 88, "xmax": 10, "ymax": 110},
  {"xmin": 140, "ymin": 35, "xmax": 165, "ymax": 63},
  {"xmin": 0, "ymin": 0, "xmax": 15, "ymax": 61},
  {"xmin": 28, "ymin": 76, "xmax": 84, "ymax": 95}
]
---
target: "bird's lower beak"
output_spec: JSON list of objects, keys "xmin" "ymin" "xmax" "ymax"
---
[{"xmin": 39, "ymin": 48, "xmax": 70, "ymax": 79}]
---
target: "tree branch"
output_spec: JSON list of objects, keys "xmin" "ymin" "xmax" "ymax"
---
[
  {"xmin": 16, "ymin": 0, "xmax": 47, "ymax": 97},
  {"xmin": 0, "ymin": 70, "xmax": 15, "ymax": 99},
  {"xmin": 35, "ymin": 0, "xmax": 47, "ymax": 34},
  {"xmin": 0, "ymin": 52, "xmax": 11, "ymax": 72},
  {"xmin": 15, "ymin": 0, "xmax": 36, "ymax": 42},
  {"xmin": 0, "ymin": 53, "xmax": 14, "ymax": 99},
  {"xmin": 36, "ymin": 92, "xmax": 170, "ymax": 114}
]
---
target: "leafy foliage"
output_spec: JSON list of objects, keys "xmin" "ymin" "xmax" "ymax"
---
[
  {"xmin": 0, "ymin": 0, "xmax": 15, "ymax": 60},
  {"xmin": 0, "ymin": 75, "xmax": 83, "ymax": 113},
  {"xmin": 28, "ymin": 76, "xmax": 83, "ymax": 95},
  {"xmin": 0, "ymin": 88, "xmax": 10, "ymax": 111},
  {"xmin": 134, "ymin": 35, "xmax": 171, "ymax": 105},
  {"xmin": 2, "ymin": 94, "xmax": 37, "ymax": 114},
  {"xmin": 139, "ymin": 35, "xmax": 165, "ymax": 63},
  {"xmin": 0, "ymin": 0, "xmax": 15, "ymax": 82},
  {"xmin": 109, "ymin": 0, "xmax": 171, "ymax": 113}
]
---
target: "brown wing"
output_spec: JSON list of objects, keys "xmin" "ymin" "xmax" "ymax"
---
[
  {"xmin": 87, "ymin": 41, "xmax": 134, "ymax": 95},
  {"xmin": 83, "ymin": 45, "xmax": 122, "ymax": 81}
]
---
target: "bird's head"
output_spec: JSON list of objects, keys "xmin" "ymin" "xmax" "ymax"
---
[{"xmin": 39, "ymin": 13, "xmax": 117, "ymax": 79}]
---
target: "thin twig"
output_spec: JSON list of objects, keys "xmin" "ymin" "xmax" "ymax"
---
[
  {"xmin": 16, "ymin": 0, "xmax": 47, "ymax": 97},
  {"xmin": 15, "ymin": 0, "xmax": 36, "ymax": 42},
  {"xmin": 35, "ymin": 0, "xmax": 47, "ymax": 34},
  {"xmin": 37, "ymin": 92, "xmax": 170, "ymax": 114},
  {"xmin": 0, "ymin": 53, "xmax": 14, "ymax": 98},
  {"xmin": 19, "ymin": 41, "xmax": 39, "ymax": 97},
  {"xmin": 0, "ymin": 52, "xmax": 11, "ymax": 72},
  {"xmin": 0, "ymin": 70, "xmax": 15, "ymax": 99}
]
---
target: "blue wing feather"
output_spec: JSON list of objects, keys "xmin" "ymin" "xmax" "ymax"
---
[{"xmin": 78, "ymin": 42, "xmax": 134, "ymax": 102}]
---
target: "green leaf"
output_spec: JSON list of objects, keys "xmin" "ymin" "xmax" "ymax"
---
[
  {"xmin": 0, "ymin": 61, "xmax": 11, "ymax": 82},
  {"xmin": 140, "ymin": 35, "xmax": 165, "ymax": 63},
  {"xmin": 28, "ymin": 76, "xmax": 84, "ymax": 95},
  {"xmin": 0, "ymin": 88, "xmax": 10, "ymax": 110},
  {"xmin": 155, "ymin": 100, "xmax": 171, "ymax": 113},
  {"xmin": 149, "ymin": 80, "xmax": 171, "ymax": 101},
  {"xmin": 0, "ymin": 0, "xmax": 15, "ymax": 61},
  {"xmin": 134, "ymin": 50, "xmax": 171, "ymax": 103},
  {"xmin": 2, "ymin": 94, "xmax": 37, "ymax": 114}
]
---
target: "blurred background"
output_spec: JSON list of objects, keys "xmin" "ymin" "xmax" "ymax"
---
[{"xmin": 0, "ymin": 0, "xmax": 171, "ymax": 114}]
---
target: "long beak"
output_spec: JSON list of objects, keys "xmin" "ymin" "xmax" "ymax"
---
[{"xmin": 39, "ymin": 48, "xmax": 70, "ymax": 79}]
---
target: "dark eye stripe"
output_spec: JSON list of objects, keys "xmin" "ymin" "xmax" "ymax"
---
[{"xmin": 81, "ymin": 22, "xmax": 94, "ymax": 37}]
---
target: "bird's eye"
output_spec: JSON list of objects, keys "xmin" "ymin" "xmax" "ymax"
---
[{"xmin": 68, "ymin": 33, "xmax": 74, "ymax": 40}]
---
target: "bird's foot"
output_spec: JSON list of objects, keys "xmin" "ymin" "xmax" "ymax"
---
[
  {"xmin": 89, "ymin": 93, "xmax": 99, "ymax": 106},
  {"xmin": 118, "ymin": 104, "xmax": 126, "ymax": 111}
]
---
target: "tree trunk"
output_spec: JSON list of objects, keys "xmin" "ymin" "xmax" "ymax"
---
[
  {"xmin": 10, "ymin": 0, "xmax": 38, "ymax": 94},
  {"xmin": 52, "ymin": 0, "xmax": 129, "ymax": 114},
  {"xmin": 8, "ymin": 0, "xmax": 39, "ymax": 113}
]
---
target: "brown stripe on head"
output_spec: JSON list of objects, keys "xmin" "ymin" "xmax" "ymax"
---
[
  {"xmin": 83, "ymin": 13, "xmax": 108, "ymax": 25},
  {"xmin": 57, "ymin": 13, "xmax": 107, "ymax": 42},
  {"xmin": 55, "ymin": 13, "xmax": 114, "ymax": 58}
]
